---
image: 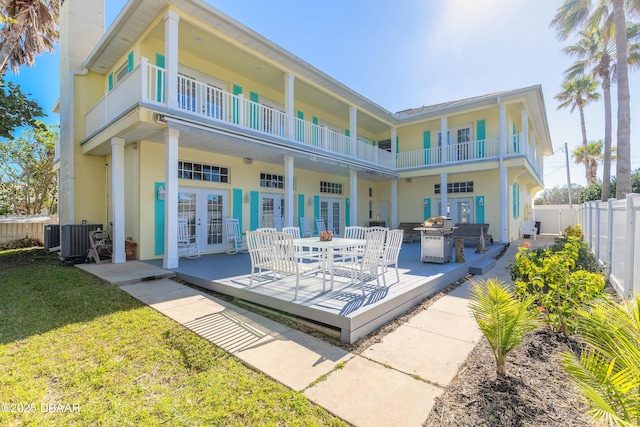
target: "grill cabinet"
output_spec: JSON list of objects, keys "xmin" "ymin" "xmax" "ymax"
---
[{"xmin": 414, "ymin": 217, "xmax": 454, "ymax": 264}]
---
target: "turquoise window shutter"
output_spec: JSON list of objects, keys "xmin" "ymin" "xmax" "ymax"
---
[
  {"xmin": 313, "ymin": 195, "xmax": 320, "ymax": 233},
  {"xmin": 345, "ymin": 129, "xmax": 350, "ymax": 137},
  {"xmin": 249, "ymin": 92, "xmax": 259, "ymax": 130},
  {"xmin": 127, "ymin": 50, "xmax": 134, "ymax": 72},
  {"xmin": 312, "ymin": 116, "xmax": 319, "ymax": 146},
  {"xmin": 250, "ymin": 191, "xmax": 259, "ymax": 230},
  {"xmin": 232, "ymin": 85, "xmax": 242, "ymax": 124},
  {"xmin": 476, "ymin": 195, "xmax": 485, "ymax": 223},
  {"xmin": 297, "ymin": 194, "xmax": 305, "ymax": 226},
  {"xmin": 233, "ymin": 189, "xmax": 243, "ymax": 231},
  {"xmin": 476, "ymin": 120, "xmax": 486, "ymax": 158},
  {"xmin": 423, "ymin": 198, "xmax": 431, "ymax": 220},
  {"xmin": 297, "ymin": 111, "xmax": 304, "ymax": 142},
  {"xmin": 108, "ymin": 72, "xmax": 113, "ymax": 90},
  {"xmin": 155, "ymin": 54, "xmax": 165, "ymax": 102},
  {"xmin": 345, "ymin": 198, "xmax": 350, "ymax": 227},
  {"xmin": 423, "ymin": 130, "xmax": 431, "ymax": 164},
  {"xmin": 154, "ymin": 182, "xmax": 165, "ymax": 255},
  {"xmin": 396, "ymin": 136, "xmax": 399, "ymax": 153}
]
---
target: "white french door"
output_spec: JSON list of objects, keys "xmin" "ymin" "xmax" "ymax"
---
[
  {"xmin": 260, "ymin": 193, "xmax": 284, "ymax": 229},
  {"xmin": 435, "ymin": 198, "xmax": 473, "ymax": 224},
  {"xmin": 320, "ymin": 198, "xmax": 343, "ymax": 236},
  {"xmin": 178, "ymin": 188, "xmax": 227, "ymax": 253}
]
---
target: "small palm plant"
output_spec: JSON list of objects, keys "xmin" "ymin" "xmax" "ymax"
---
[
  {"xmin": 561, "ymin": 296, "xmax": 640, "ymax": 427},
  {"xmin": 469, "ymin": 278, "xmax": 539, "ymax": 377}
]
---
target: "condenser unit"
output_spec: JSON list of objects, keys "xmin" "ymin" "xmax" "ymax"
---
[
  {"xmin": 44, "ymin": 224, "xmax": 60, "ymax": 251},
  {"xmin": 61, "ymin": 224, "xmax": 103, "ymax": 259}
]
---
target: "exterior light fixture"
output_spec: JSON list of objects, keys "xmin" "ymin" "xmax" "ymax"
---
[
  {"xmin": 478, "ymin": 196, "xmax": 484, "ymax": 207},
  {"xmin": 244, "ymin": 192, "xmax": 251, "ymax": 203},
  {"xmin": 157, "ymin": 185, "xmax": 166, "ymax": 201}
]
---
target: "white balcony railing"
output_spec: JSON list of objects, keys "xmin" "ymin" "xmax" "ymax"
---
[{"xmin": 84, "ymin": 59, "xmax": 543, "ymax": 176}]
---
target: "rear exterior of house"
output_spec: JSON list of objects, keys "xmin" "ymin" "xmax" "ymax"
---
[{"xmin": 56, "ymin": 0, "xmax": 552, "ymax": 268}]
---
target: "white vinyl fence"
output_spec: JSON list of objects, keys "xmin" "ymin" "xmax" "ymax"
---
[
  {"xmin": 579, "ymin": 194, "xmax": 640, "ymax": 299},
  {"xmin": 534, "ymin": 205, "xmax": 578, "ymax": 235},
  {"xmin": 0, "ymin": 215, "xmax": 58, "ymax": 245}
]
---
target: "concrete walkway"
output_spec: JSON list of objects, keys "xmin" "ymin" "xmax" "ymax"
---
[{"xmin": 79, "ymin": 235, "xmax": 555, "ymax": 427}]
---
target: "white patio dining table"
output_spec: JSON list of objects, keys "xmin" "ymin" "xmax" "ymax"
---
[{"xmin": 293, "ymin": 237, "xmax": 367, "ymax": 290}]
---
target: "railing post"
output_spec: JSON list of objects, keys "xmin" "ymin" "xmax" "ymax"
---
[
  {"xmin": 140, "ymin": 57, "xmax": 148, "ymax": 102},
  {"xmin": 625, "ymin": 194, "xmax": 638, "ymax": 298},
  {"xmin": 607, "ymin": 199, "xmax": 614, "ymax": 280},
  {"xmin": 594, "ymin": 201, "xmax": 601, "ymax": 261},
  {"xmin": 237, "ymin": 94, "xmax": 245, "ymax": 127}
]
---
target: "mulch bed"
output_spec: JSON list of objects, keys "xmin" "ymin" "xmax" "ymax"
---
[{"xmin": 424, "ymin": 329, "xmax": 592, "ymax": 426}]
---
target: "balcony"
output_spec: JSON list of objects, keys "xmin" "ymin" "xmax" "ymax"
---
[{"xmin": 84, "ymin": 59, "xmax": 541, "ymax": 178}]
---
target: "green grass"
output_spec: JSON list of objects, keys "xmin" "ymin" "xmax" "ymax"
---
[{"xmin": 0, "ymin": 249, "xmax": 347, "ymax": 426}]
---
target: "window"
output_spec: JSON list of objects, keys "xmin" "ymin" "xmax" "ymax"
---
[
  {"xmin": 260, "ymin": 173, "xmax": 284, "ymax": 189},
  {"xmin": 178, "ymin": 161, "xmax": 229, "ymax": 183},
  {"xmin": 320, "ymin": 181, "xmax": 343, "ymax": 195},
  {"xmin": 434, "ymin": 181, "xmax": 474, "ymax": 194},
  {"xmin": 115, "ymin": 62, "xmax": 129, "ymax": 84},
  {"xmin": 378, "ymin": 139, "xmax": 391, "ymax": 152}
]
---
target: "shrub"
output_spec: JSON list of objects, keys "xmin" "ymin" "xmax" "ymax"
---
[
  {"xmin": 562, "ymin": 296, "xmax": 640, "ymax": 427},
  {"xmin": 550, "ymin": 225, "xmax": 599, "ymax": 273},
  {"xmin": 510, "ymin": 236, "xmax": 605, "ymax": 334},
  {"xmin": 469, "ymin": 278, "xmax": 539, "ymax": 377}
]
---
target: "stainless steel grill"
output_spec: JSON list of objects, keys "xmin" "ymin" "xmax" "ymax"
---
[{"xmin": 414, "ymin": 216, "xmax": 454, "ymax": 263}]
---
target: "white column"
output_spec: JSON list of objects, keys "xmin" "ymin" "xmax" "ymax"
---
[
  {"xmin": 284, "ymin": 73, "xmax": 295, "ymax": 141},
  {"xmin": 349, "ymin": 106, "xmax": 357, "ymax": 157},
  {"xmin": 440, "ymin": 173, "xmax": 448, "ymax": 217},
  {"xmin": 111, "ymin": 137, "xmax": 126, "ymax": 263},
  {"xmin": 499, "ymin": 101, "xmax": 508, "ymax": 243},
  {"xmin": 163, "ymin": 127, "xmax": 179, "ymax": 269},
  {"xmin": 164, "ymin": 10, "xmax": 179, "ymax": 109},
  {"xmin": 350, "ymin": 169, "xmax": 358, "ymax": 226},
  {"xmin": 521, "ymin": 109, "xmax": 529, "ymax": 156},
  {"xmin": 440, "ymin": 117, "xmax": 448, "ymax": 163},
  {"xmin": 391, "ymin": 179, "xmax": 398, "ymax": 229},
  {"xmin": 390, "ymin": 127, "xmax": 397, "ymax": 157},
  {"xmin": 284, "ymin": 155, "xmax": 294, "ymax": 227}
]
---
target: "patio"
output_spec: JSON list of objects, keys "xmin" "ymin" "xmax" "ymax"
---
[{"xmin": 144, "ymin": 240, "xmax": 505, "ymax": 343}]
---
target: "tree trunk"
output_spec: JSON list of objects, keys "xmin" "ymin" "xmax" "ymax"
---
[
  {"xmin": 578, "ymin": 104, "xmax": 591, "ymax": 185},
  {"xmin": 613, "ymin": 0, "xmax": 631, "ymax": 198},
  {"xmin": 601, "ymin": 75, "xmax": 612, "ymax": 201}
]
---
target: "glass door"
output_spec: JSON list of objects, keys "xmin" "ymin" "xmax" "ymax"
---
[
  {"xmin": 320, "ymin": 198, "xmax": 343, "ymax": 236},
  {"xmin": 435, "ymin": 198, "xmax": 473, "ymax": 224},
  {"xmin": 178, "ymin": 188, "xmax": 227, "ymax": 253},
  {"xmin": 260, "ymin": 193, "xmax": 284, "ymax": 229}
]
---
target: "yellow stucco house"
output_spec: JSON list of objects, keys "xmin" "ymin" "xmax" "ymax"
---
[{"xmin": 57, "ymin": 0, "xmax": 552, "ymax": 267}]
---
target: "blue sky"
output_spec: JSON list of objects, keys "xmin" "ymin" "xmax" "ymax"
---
[{"xmin": 5, "ymin": 0, "xmax": 639, "ymax": 189}]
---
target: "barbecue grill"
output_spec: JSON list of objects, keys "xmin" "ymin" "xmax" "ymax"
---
[{"xmin": 414, "ymin": 216, "xmax": 454, "ymax": 263}]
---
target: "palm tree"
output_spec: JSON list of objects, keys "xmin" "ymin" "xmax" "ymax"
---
[
  {"xmin": 572, "ymin": 140, "xmax": 617, "ymax": 185},
  {"xmin": 551, "ymin": 0, "xmax": 639, "ymax": 199},
  {"xmin": 555, "ymin": 77, "xmax": 601, "ymax": 185},
  {"xmin": 0, "ymin": 0, "xmax": 59, "ymax": 75}
]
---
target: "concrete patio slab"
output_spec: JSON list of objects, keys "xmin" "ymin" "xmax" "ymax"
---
[
  {"xmin": 427, "ymin": 292, "xmax": 474, "ymax": 317},
  {"xmin": 234, "ymin": 328, "xmax": 354, "ymax": 391},
  {"xmin": 405, "ymin": 308, "xmax": 482, "ymax": 343},
  {"xmin": 362, "ymin": 321, "xmax": 478, "ymax": 386},
  {"xmin": 304, "ymin": 355, "xmax": 442, "ymax": 427},
  {"xmin": 77, "ymin": 260, "xmax": 174, "ymax": 285}
]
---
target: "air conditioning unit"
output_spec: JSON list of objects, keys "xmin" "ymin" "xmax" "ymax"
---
[
  {"xmin": 44, "ymin": 224, "xmax": 60, "ymax": 250},
  {"xmin": 61, "ymin": 224, "xmax": 103, "ymax": 259}
]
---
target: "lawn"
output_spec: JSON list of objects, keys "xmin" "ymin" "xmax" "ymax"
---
[{"xmin": 0, "ymin": 248, "xmax": 347, "ymax": 426}]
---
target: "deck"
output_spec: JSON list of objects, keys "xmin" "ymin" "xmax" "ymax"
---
[{"xmin": 144, "ymin": 241, "xmax": 505, "ymax": 343}]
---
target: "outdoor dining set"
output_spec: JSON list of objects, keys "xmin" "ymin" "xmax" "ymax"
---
[{"xmin": 224, "ymin": 217, "xmax": 404, "ymax": 300}]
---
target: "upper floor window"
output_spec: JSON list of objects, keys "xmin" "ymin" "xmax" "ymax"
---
[
  {"xmin": 320, "ymin": 181, "xmax": 343, "ymax": 195},
  {"xmin": 178, "ymin": 161, "xmax": 229, "ymax": 183},
  {"xmin": 115, "ymin": 62, "xmax": 129, "ymax": 84},
  {"xmin": 260, "ymin": 173, "xmax": 284, "ymax": 189},
  {"xmin": 435, "ymin": 181, "xmax": 474, "ymax": 194}
]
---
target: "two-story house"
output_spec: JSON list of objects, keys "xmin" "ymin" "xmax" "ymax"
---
[{"xmin": 57, "ymin": 0, "xmax": 552, "ymax": 268}]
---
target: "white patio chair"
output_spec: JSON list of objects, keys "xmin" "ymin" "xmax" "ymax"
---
[
  {"xmin": 256, "ymin": 227, "xmax": 276, "ymax": 233},
  {"xmin": 283, "ymin": 226, "xmax": 321, "ymax": 262},
  {"xmin": 339, "ymin": 225, "xmax": 368, "ymax": 260},
  {"xmin": 367, "ymin": 226, "xmax": 389, "ymax": 239},
  {"xmin": 178, "ymin": 217, "xmax": 200, "ymax": 259},
  {"xmin": 379, "ymin": 229, "xmax": 404, "ymax": 286},
  {"xmin": 299, "ymin": 217, "xmax": 312, "ymax": 237},
  {"xmin": 274, "ymin": 216, "xmax": 284, "ymax": 232},
  {"xmin": 519, "ymin": 220, "xmax": 537, "ymax": 240},
  {"xmin": 315, "ymin": 218, "xmax": 327, "ymax": 235},
  {"xmin": 225, "ymin": 217, "xmax": 247, "ymax": 254},
  {"xmin": 336, "ymin": 230, "xmax": 385, "ymax": 297},
  {"xmin": 88, "ymin": 229, "xmax": 112, "ymax": 264}
]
